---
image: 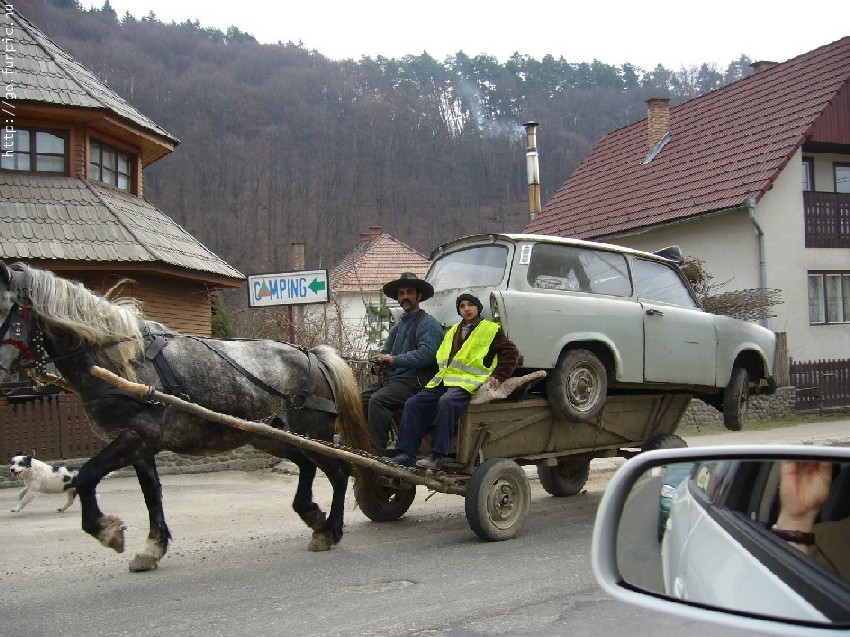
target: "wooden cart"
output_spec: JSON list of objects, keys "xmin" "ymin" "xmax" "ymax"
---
[{"xmin": 357, "ymin": 393, "xmax": 691, "ymax": 541}]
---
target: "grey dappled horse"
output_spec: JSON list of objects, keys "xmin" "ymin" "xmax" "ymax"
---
[{"xmin": 0, "ymin": 261, "xmax": 375, "ymax": 571}]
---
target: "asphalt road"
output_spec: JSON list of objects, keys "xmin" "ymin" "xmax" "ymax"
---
[{"xmin": 6, "ymin": 420, "xmax": 847, "ymax": 637}]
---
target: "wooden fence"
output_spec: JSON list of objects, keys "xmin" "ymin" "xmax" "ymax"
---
[
  {"xmin": 1, "ymin": 391, "xmax": 105, "ymax": 461},
  {"xmin": 790, "ymin": 358, "xmax": 850, "ymax": 411}
]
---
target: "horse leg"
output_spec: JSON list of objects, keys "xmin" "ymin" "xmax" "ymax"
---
[
  {"xmin": 309, "ymin": 455, "xmax": 352, "ymax": 551},
  {"xmin": 288, "ymin": 452, "xmax": 327, "ymax": 534},
  {"xmin": 127, "ymin": 456, "xmax": 171, "ymax": 572},
  {"xmin": 74, "ymin": 429, "xmax": 149, "ymax": 553}
]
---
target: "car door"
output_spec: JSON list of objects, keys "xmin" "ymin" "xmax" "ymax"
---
[{"xmin": 631, "ymin": 257, "xmax": 716, "ymax": 386}]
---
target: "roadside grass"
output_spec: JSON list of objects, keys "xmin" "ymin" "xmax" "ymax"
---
[{"xmin": 683, "ymin": 411, "xmax": 849, "ymax": 436}]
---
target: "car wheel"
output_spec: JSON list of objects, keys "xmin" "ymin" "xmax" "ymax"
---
[
  {"xmin": 353, "ymin": 480, "xmax": 416, "ymax": 522},
  {"xmin": 547, "ymin": 349, "xmax": 608, "ymax": 422},
  {"xmin": 723, "ymin": 366, "xmax": 749, "ymax": 431},
  {"xmin": 536, "ymin": 457, "xmax": 591, "ymax": 497},
  {"xmin": 642, "ymin": 433, "xmax": 687, "ymax": 451},
  {"xmin": 465, "ymin": 458, "xmax": 530, "ymax": 541}
]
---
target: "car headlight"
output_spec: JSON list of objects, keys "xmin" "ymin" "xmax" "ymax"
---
[{"xmin": 660, "ymin": 484, "xmax": 678, "ymax": 499}]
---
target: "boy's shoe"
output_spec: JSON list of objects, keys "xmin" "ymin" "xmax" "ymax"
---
[
  {"xmin": 415, "ymin": 452, "xmax": 445, "ymax": 471},
  {"xmin": 380, "ymin": 451, "xmax": 416, "ymax": 467}
]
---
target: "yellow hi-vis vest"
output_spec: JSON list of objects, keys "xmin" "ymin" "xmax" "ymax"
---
[{"xmin": 426, "ymin": 319, "xmax": 500, "ymax": 393}]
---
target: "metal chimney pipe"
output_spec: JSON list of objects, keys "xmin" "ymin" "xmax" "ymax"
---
[{"xmin": 525, "ymin": 122, "xmax": 541, "ymax": 221}]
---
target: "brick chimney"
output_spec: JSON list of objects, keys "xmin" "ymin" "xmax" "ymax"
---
[
  {"xmin": 359, "ymin": 232, "xmax": 370, "ymax": 244},
  {"xmin": 369, "ymin": 226, "xmax": 382, "ymax": 240},
  {"xmin": 646, "ymin": 97, "xmax": 670, "ymax": 149},
  {"xmin": 751, "ymin": 60, "xmax": 778, "ymax": 74}
]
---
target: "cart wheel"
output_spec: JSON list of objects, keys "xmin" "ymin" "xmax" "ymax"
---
[
  {"xmin": 353, "ymin": 480, "xmax": 416, "ymax": 522},
  {"xmin": 465, "ymin": 458, "xmax": 530, "ymax": 541},
  {"xmin": 723, "ymin": 366, "xmax": 749, "ymax": 431},
  {"xmin": 642, "ymin": 433, "xmax": 687, "ymax": 452},
  {"xmin": 536, "ymin": 457, "xmax": 590, "ymax": 497}
]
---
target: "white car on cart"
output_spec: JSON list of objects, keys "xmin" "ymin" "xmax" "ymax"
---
[{"xmin": 420, "ymin": 233, "xmax": 777, "ymax": 429}]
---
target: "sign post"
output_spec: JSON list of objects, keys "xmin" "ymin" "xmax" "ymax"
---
[{"xmin": 247, "ymin": 270, "xmax": 330, "ymax": 308}]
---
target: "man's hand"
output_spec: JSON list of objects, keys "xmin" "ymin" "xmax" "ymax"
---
[
  {"xmin": 486, "ymin": 377, "xmax": 502, "ymax": 389},
  {"xmin": 373, "ymin": 354, "xmax": 394, "ymax": 366}
]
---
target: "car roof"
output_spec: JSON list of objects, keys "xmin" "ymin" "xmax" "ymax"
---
[{"xmin": 428, "ymin": 233, "xmax": 681, "ymax": 265}]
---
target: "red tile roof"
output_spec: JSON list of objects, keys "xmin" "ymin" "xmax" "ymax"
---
[
  {"xmin": 330, "ymin": 233, "xmax": 430, "ymax": 293},
  {"xmin": 527, "ymin": 36, "xmax": 850, "ymax": 239}
]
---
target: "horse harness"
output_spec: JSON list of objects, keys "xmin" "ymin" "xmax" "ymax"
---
[
  {"xmin": 1, "ymin": 305, "xmax": 338, "ymax": 415},
  {"xmin": 143, "ymin": 331, "xmax": 338, "ymax": 415}
]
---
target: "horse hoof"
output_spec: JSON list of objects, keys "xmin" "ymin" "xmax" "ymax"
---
[
  {"xmin": 98, "ymin": 515, "xmax": 127, "ymax": 553},
  {"xmin": 308, "ymin": 532, "xmax": 333, "ymax": 552},
  {"xmin": 128, "ymin": 555, "xmax": 160, "ymax": 572}
]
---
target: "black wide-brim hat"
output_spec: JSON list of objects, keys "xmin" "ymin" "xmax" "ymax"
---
[{"xmin": 382, "ymin": 272, "xmax": 434, "ymax": 301}]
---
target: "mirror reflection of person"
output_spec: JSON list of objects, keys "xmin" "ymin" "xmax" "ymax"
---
[{"xmin": 777, "ymin": 460, "xmax": 850, "ymax": 578}]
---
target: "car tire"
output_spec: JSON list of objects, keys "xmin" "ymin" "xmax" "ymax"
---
[
  {"xmin": 547, "ymin": 349, "xmax": 607, "ymax": 422},
  {"xmin": 723, "ymin": 367, "xmax": 749, "ymax": 431},
  {"xmin": 353, "ymin": 480, "xmax": 416, "ymax": 522},
  {"xmin": 642, "ymin": 433, "xmax": 687, "ymax": 451},
  {"xmin": 536, "ymin": 457, "xmax": 591, "ymax": 497},
  {"xmin": 465, "ymin": 458, "xmax": 530, "ymax": 541}
]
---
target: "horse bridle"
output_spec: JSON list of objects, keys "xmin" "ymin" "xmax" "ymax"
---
[{"xmin": 0, "ymin": 301, "xmax": 48, "ymax": 374}]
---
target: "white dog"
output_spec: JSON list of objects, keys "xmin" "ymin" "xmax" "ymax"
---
[{"xmin": 9, "ymin": 454, "xmax": 78, "ymax": 513}]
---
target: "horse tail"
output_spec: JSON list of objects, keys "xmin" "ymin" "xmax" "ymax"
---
[
  {"xmin": 311, "ymin": 345, "xmax": 375, "ymax": 454},
  {"xmin": 311, "ymin": 345, "xmax": 379, "ymax": 490}
]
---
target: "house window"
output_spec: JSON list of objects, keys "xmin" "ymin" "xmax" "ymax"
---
[
  {"xmin": 89, "ymin": 139, "xmax": 133, "ymax": 191},
  {"xmin": 835, "ymin": 163, "xmax": 850, "ymax": 194},
  {"xmin": 0, "ymin": 128, "xmax": 67, "ymax": 173},
  {"xmin": 808, "ymin": 272, "xmax": 850, "ymax": 324},
  {"xmin": 802, "ymin": 157, "xmax": 814, "ymax": 191}
]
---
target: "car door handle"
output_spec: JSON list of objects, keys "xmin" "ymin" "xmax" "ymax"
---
[{"xmin": 646, "ymin": 308, "xmax": 664, "ymax": 316}]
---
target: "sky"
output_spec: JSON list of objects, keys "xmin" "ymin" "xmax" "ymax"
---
[{"xmin": 98, "ymin": 1, "xmax": 848, "ymax": 71}]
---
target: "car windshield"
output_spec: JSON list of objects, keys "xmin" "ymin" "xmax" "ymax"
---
[{"xmin": 426, "ymin": 245, "xmax": 508, "ymax": 291}]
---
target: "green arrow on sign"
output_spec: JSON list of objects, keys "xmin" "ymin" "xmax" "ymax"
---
[{"xmin": 308, "ymin": 278, "xmax": 326, "ymax": 294}]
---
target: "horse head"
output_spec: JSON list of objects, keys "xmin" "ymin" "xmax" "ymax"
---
[
  {"xmin": 0, "ymin": 261, "xmax": 24, "ymax": 375},
  {"xmin": 0, "ymin": 261, "xmax": 41, "ymax": 376}
]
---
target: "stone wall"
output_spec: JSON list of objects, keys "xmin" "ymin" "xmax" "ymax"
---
[
  {"xmin": 677, "ymin": 386, "xmax": 797, "ymax": 432},
  {"xmin": 1, "ymin": 447, "xmax": 279, "ymax": 489}
]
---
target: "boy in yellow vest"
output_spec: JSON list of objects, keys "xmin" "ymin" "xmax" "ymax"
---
[{"xmin": 381, "ymin": 293, "xmax": 519, "ymax": 470}]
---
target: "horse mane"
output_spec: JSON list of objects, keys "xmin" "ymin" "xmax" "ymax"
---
[{"xmin": 12, "ymin": 263, "xmax": 145, "ymax": 380}]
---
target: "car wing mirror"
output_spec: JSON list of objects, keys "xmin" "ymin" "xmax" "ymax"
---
[{"xmin": 592, "ymin": 445, "xmax": 850, "ymax": 636}]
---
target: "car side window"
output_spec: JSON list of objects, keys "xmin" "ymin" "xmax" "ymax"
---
[
  {"xmin": 527, "ymin": 244, "xmax": 631, "ymax": 296},
  {"xmin": 632, "ymin": 258, "xmax": 698, "ymax": 308}
]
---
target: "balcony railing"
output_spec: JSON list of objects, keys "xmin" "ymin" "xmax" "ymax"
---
[{"xmin": 804, "ymin": 191, "xmax": 850, "ymax": 248}]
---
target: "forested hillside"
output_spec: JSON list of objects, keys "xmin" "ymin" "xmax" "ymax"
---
[{"xmin": 14, "ymin": 0, "xmax": 753, "ymax": 273}]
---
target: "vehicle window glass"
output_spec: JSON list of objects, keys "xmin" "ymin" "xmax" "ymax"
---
[
  {"xmin": 426, "ymin": 245, "xmax": 508, "ymax": 291},
  {"xmin": 632, "ymin": 258, "xmax": 697, "ymax": 307},
  {"xmin": 527, "ymin": 244, "xmax": 631, "ymax": 296}
]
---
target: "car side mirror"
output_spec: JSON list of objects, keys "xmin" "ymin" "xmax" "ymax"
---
[{"xmin": 592, "ymin": 445, "xmax": 850, "ymax": 636}]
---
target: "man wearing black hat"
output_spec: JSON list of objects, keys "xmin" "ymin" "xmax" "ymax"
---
[
  {"xmin": 361, "ymin": 272, "xmax": 444, "ymax": 451},
  {"xmin": 382, "ymin": 292, "xmax": 519, "ymax": 471}
]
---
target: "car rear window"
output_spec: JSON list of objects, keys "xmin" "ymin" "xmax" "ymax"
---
[
  {"xmin": 527, "ymin": 244, "xmax": 631, "ymax": 297},
  {"xmin": 632, "ymin": 258, "xmax": 698, "ymax": 307}
]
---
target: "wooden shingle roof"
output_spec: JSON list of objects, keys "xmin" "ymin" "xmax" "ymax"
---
[
  {"xmin": 527, "ymin": 36, "xmax": 850, "ymax": 239},
  {"xmin": 331, "ymin": 233, "xmax": 430, "ymax": 293},
  {"xmin": 0, "ymin": 174, "xmax": 243, "ymax": 282},
  {"xmin": 9, "ymin": 9, "xmax": 179, "ymax": 164}
]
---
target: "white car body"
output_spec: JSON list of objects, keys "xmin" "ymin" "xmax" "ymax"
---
[{"xmin": 420, "ymin": 233, "xmax": 776, "ymax": 405}]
